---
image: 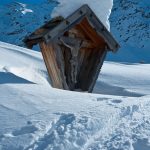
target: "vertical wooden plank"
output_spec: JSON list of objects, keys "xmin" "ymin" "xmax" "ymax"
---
[
  {"xmin": 88, "ymin": 50, "xmax": 107, "ymax": 92},
  {"xmin": 79, "ymin": 18, "xmax": 105, "ymax": 46},
  {"xmin": 74, "ymin": 18, "xmax": 107, "ymax": 92},
  {"xmin": 39, "ymin": 41, "xmax": 64, "ymax": 89},
  {"xmin": 53, "ymin": 42, "xmax": 69, "ymax": 90},
  {"xmin": 75, "ymin": 47, "xmax": 106, "ymax": 92},
  {"xmin": 75, "ymin": 48, "xmax": 92, "ymax": 90}
]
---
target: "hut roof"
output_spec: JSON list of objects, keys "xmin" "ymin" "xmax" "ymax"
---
[{"xmin": 24, "ymin": 4, "xmax": 120, "ymax": 52}]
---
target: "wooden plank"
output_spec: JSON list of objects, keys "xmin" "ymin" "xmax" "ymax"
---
[
  {"xmin": 75, "ymin": 48, "xmax": 92, "ymax": 90},
  {"xmin": 86, "ymin": 12, "xmax": 120, "ymax": 51},
  {"xmin": 75, "ymin": 46, "xmax": 106, "ymax": 91},
  {"xmin": 39, "ymin": 41, "xmax": 64, "ymax": 89},
  {"xmin": 88, "ymin": 50, "xmax": 107, "ymax": 92},
  {"xmin": 44, "ymin": 8, "xmax": 87, "ymax": 42},
  {"xmin": 81, "ymin": 48, "xmax": 104, "ymax": 91},
  {"xmin": 78, "ymin": 18, "xmax": 106, "ymax": 47},
  {"xmin": 53, "ymin": 41, "xmax": 69, "ymax": 90}
]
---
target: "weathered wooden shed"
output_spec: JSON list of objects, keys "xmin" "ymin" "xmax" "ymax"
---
[{"xmin": 24, "ymin": 4, "xmax": 120, "ymax": 92}]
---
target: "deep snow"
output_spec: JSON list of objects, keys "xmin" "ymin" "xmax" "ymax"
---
[
  {"xmin": 108, "ymin": 0, "xmax": 150, "ymax": 63},
  {"xmin": 0, "ymin": 0, "xmax": 150, "ymax": 149},
  {"xmin": 0, "ymin": 41, "xmax": 150, "ymax": 150}
]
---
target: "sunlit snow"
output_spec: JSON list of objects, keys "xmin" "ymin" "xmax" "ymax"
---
[
  {"xmin": 0, "ymin": 42, "xmax": 150, "ymax": 150},
  {"xmin": 0, "ymin": 0, "xmax": 150, "ymax": 149}
]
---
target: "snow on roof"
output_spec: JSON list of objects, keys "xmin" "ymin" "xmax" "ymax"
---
[{"xmin": 51, "ymin": 0, "xmax": 113, "ymax": 30}]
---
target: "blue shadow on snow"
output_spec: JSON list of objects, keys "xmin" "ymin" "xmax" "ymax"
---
[{"xmin": 0, "ymin": 72, "xmax": 34, "ymax": 84}]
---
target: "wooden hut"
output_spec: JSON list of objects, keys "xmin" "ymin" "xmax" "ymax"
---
[{"xmin": 24, "ymin": 4, "xmax": 120, "ymax": 92}]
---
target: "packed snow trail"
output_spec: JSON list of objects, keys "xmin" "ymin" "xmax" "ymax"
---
[{"xmin": 0, "ymin": 41, "xmax": 150, "ymax": 150}]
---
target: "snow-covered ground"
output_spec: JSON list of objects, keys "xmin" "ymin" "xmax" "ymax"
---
[
  {"xmin": 0, "ymin": 0, "xmax": 57, "ymax": 47},
  {"xmin": 0, "ymin": 41, "xmax": 150, "ymax": 150},
  {"xmin": 0, "ymin": 0, "xmax": 150, "ymax": 149},
  {"xmin": 108, "ymin": 0, "xmax": 150, "ymax": 63}
]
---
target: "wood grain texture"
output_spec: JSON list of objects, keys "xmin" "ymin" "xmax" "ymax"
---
[{"xmin": 39, "ymin": 41, "xmax": 64, "ymax": 89}]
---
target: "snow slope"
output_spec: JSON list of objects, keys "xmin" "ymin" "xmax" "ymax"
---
[
  {"xmin": 0, "ymin": 0, "xmax": 57, "ymax": 47},
  {"xmin": 107, "ymin": 0, "xmax": 150, "ymax": 63},
  {"xmin": 0, "ymin": 41, "xmax": 150, "ymax": 150},
  {"xmin": 0, "ymin": 0, "xmax": 149, "ymax": 63}
]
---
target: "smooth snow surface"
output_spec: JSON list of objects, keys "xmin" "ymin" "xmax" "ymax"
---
[
  {"xmin": 51, "ymin": 0, "xmax": 113, "ymax": 30},
  {"xmin": 0, "ymin": 41, "xmax": 150, "ymax": 150}
]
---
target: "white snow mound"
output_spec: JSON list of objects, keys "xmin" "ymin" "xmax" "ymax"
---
[
  {"xmin": 51, "ymin": 0, "xmax": 113, "ymax": 30},
  {"xmin": 0, "ymin": 41, "xmax": 150, "ymax": 150}
]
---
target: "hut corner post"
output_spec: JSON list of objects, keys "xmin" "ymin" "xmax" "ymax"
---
[{"xmin": 39, "ymin": 41, "xmax": 64, "ymax": 89}]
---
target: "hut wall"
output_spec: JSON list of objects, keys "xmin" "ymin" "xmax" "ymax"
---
[{"xmin": 39, "ymin": 41, "xmax": 64, "ymax": 89}]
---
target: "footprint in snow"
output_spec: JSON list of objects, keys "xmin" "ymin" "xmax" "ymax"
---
[
  {"xmin": 120, "ymin": 105, "xmax": 139, "ymax": 118},
  {"xmin": 12, "ymin": 125, "xmax": 38, "ymax": 136},
  {"xmin": 111, "ymin": 100, "xmax": 122, "ymax": 104},
  {"xmin": 25, "ymin": 113, "xmax": 76, "ymax": 150},
  {"xmin": 0, "ymin": 134, "xmax": 5, "ymax": 141},
  {"xmin": 97, "ymin": 97, "xmax": 110, "ymax": 101}
]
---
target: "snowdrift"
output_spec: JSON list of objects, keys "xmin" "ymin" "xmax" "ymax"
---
[{"xmin": 0, "ymin": 41, "xmax": 150, "ymax": 150}]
